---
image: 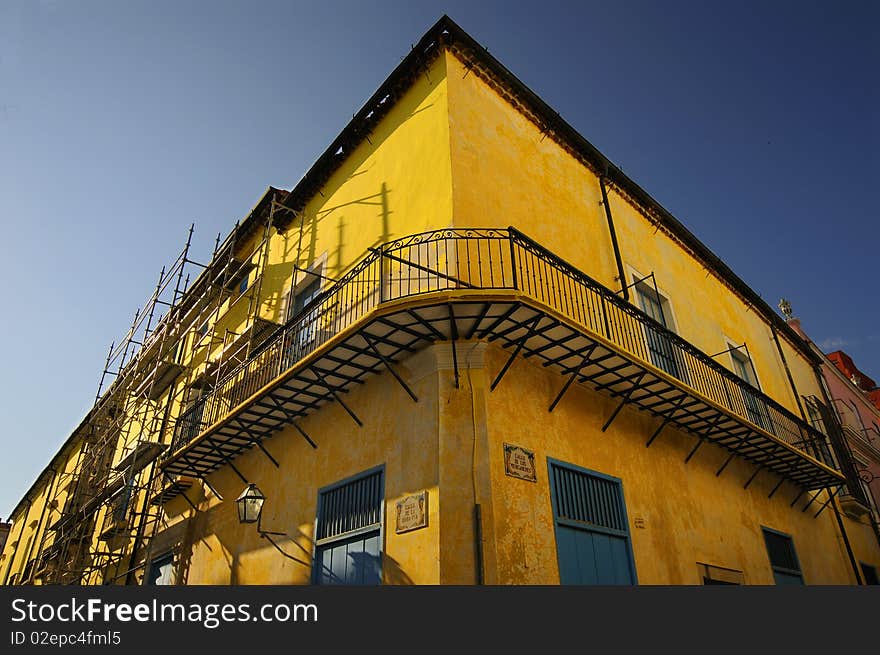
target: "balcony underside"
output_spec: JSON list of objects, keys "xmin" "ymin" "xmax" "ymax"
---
[{"xmin": 162, "ymin": 294, "xmax": 843, "ymax": 490}]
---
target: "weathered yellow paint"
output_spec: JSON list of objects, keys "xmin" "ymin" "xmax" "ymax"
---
[
  {"xmin": 443, "ymin": 49, "xmax": 820, "ymax": 419},
  {"xmin": 5, "ymin": 40, "xmax": 878, "ymax": 588},
  {"xmin": 163, "ymin": 354, "xmax": 442, "ymax": 585},
  {"xmin": 479, "ymin": 342, "xmax": 866, "ymax": 584},
  {"xmin": 284, "ymin": 53, "xmax": 453, "ymax": 287},
  {"xmin": 135, "ymin": 53, "xmax": 457, "ymax": 586},
  {"xmin": 0, "ymin": 433, "xmax": 85, "ymax": 585}
]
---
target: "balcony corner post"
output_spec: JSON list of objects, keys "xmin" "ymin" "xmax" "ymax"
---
[
  {"xmin": 508, "ymin": 232, "xmax": 518, "ymax": 291},
  {"xmin": 378, "ymin": 249, "xmax": 386, "ymax": 303}
]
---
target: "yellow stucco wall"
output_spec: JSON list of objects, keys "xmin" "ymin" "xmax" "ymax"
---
[
  {"xmin": 478, "ymin": 343, "xmax": 872, "ymax": 584},
  {"xmin": 160, "ymin": 345, "xmax": 444, "ymax": 585},
  {"xmin": 443, "ymin": 50, "xmax": 819, "ymax": 421},
  {"xmin": 280, "ymin": 53, "xmax": 453, "ymax": 290},
  {"xmin": 0, "ymin": 434, "xmax": 85, "ymax": 585},
  {"xmin": 140, "ymin": 53, "xmax": 458, "ymax": 585}
]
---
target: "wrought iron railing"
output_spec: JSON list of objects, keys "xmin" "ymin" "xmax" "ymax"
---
[{"xmin": 168, "ymin": 227, "xmax": 835, "ymax": 467}]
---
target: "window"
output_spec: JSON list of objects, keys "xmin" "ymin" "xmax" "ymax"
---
[
  {"xmin": 145, "ymin": 552, "xmax": 174, "ymax": 585},
  {"xmin": 633, "ymin": 282, "xmax": 686, "ymax": 383},
  {"xmin": 729, "ymin": 346, "xmax": 770, "ymax": 431},
  {"xmin": 762, "ymin": 527, "xmax": 803, "ymax": 585},
  {"xmin": 289, "ymin": 278, "xmax": 321, "ymax": 320},
  {"xmin": 804, "ymin": 397, "xmax": 824, "ymax": 431},
  {"xmin": 238, "ymin": 273, "xmax": 249, "ymax": 295},
  {"xmin": 802, "ymin": 396, "xmax": 839, "ymax": 467},
  {"xmin": 284, "ymin": 275, "xmax": 324, "ymax": 367},
  {"xmin": 312, "ymin": 467, "xmax": 384, "ymax": 585}
]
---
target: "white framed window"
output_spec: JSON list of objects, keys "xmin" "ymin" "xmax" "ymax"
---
[
  {"xmin": 629, "ymin": 273, "xmax": 686, "ymax": 383},
  {"xmin": 727, "ymin": 344, "xmax": 770, "ymax": 431}
]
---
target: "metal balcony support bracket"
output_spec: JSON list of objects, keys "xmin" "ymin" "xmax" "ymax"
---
[
  {"xmin": 208, "ymin": 443, "xmax": 248, "ymax": 485},
  {"xmin": 491, "ymin": 315, "xmax": 543, "ymax": 392},
  {"xmin": 362, "ymin": 332, "xmax": 418, "ymax": 403},
  {"xmin": 466, "ymin": 303, "xmax": 493, "ymax": 339},
  {"xmin": 601, "ymin": 373, "xmax": 646, "ymax": 432},
  {"xmin": 768, "ymin": 476, "xmax": 786, "ymax": 499},
  {"xmin": 548, "ymin": 345, "xmax": 599, "ymax": 412},
  {"xmin": 645, "ymin": 394, "xmax": 688, "ymax": 448},
  {"xmin": 789, "ymin": 488, "xmax": 806, "ymax": 508},
  {"xmin": 477, "ymin": 303, "xmax": 521, "ymax": 340},
  {"xmin": 231, "ymin": 415, "xmax": 277, "ymax": 443},
  {"xmin": 545, "ymin": 346, "xmax": 611, "ymax": 370},
  {"xmin": 376, "ymin": 317, "xmax": 430, "ymax": 343},
  {"xmin": 264, "ymin": 396, "xmax": 317, "ymax": 449},
  {"xmin": 593, "ymin": 367, "xmax": 644, "ymax": 393},
  {"xmin": 526, "ymin": 329, "xmax": 580, "ymax": 361},
  {"xmin": 684, "ymin": 432, "xmax": 709, "ymax": 464},
  {"xmin": 310, "ymin": 367, "xmax": 362, "ymax": 427},
  {"xmin": 161, "ymin": 471, "xmax": 199, "ymax": 512},
  {"xmin": 291, "ymin": 421, "xmax": 318, "ymax": 449},
  {"xmin": 197, "ymin": 475, "xmax": 222, "ymax": 500},
  {"xmin": 521, "ymin": 319, "xmax": 562, "ymax": 360},
  {"xmin": 802, "ymin": 488, "xmax": 824, "ymax": 513},
  {"xmin": 813, "ymin": 486, "xmax": 842, "ymax": 519},
  {"xmin": 448, "ymin": 304, "xmax": 460, "ymax": 390},
  {"xmin": 407, "ymin": 309, "xmax": 444, "ymax": 340},
  {"xmin": 256, "ymin": 442, "xmax": 280, "ymax": 468},
  {"xmin": 743, "ymin": 465, "xmax": 762, "ymax": 490},
  {"xmin": 715, "ymin": 431, "xmax": 750, "ymax": 476}
]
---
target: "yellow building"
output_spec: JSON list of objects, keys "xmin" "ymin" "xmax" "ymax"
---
[{"xmin": 2, "ymin": 15, "xmax": 878, "ymax": 586}]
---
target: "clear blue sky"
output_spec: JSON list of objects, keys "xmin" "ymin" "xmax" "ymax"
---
[{"xmin": 1, "ymin": 0, "xmax": 877, "ymax": 517}]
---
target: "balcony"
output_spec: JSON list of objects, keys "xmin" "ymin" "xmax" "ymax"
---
[{"xmin": 161, "ymin": 227, "xmax": 843, "ymax": 491}]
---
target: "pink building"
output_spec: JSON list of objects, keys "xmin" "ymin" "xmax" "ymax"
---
[{"xmin": 785, "ymin": 313, "xmax": 880, "ymax": 551}]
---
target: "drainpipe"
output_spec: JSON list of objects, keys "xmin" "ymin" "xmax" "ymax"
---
[
  {"xmin": 2, "ymin": 499, "xmax": 32, "ymax": 586},
  {"xmin": 770, "ymin": 326, "xmax": 807, "ymax": 421},
  {"xmin": 599, "ymin": 175, "xmax": 628, "ymax": 301}
]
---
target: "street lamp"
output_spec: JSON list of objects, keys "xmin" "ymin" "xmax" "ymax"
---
[
  {"xmin": 235, "ymin": 483, "xmax": 265, "ymax": 524},
  {"xmin": 235, "ymin": 483, "xmax": 306, "ymax": 564}
]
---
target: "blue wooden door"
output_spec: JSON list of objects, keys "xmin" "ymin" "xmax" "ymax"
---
[
  {"xmin": 314, "ymin": 531, "xmax": 381, "ymax": 585},
  {"xmin": 549, "ymin": 460, "xmax": 637, "ymax": 585}
]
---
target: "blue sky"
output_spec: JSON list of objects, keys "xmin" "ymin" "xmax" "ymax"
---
[{"xmin": 0, "ymin": 0, "xmax": 877, "ymax": 516}]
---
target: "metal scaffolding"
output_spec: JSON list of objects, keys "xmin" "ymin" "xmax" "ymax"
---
[{"xmin": 28, "ymin": 189, "xmax": 286, "ymax": 585}]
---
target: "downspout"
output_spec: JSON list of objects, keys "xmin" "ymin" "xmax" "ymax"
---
[
  {"xmin": 2, "ymin": 499, "xmax": 32, "ymax": 585},
  {"xmin": 23, "ymin": 469, "xmax": 59, "ymax": 583},
  {"xmin": 770, "ymin": 325, "xmax": 807, "ymax": 421},
  {"xmin": 599, "ymin": 175, "xmax": 628, "ymax": 301}
]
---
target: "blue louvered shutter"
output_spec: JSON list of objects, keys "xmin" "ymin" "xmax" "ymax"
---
[{"xmin": 550, "ymin": 461, "xmax": 636, "ymax": 585}]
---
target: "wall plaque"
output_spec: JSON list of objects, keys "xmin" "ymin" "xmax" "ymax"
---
[
  {"xmin": 503, "ymin": 443, "xmax": 537, "ymax": 482},
  {"xmin": 395, "ymin": 491, "xmax": 428, "ymax": 534}
]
